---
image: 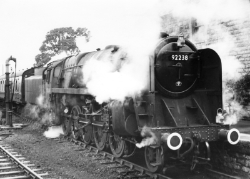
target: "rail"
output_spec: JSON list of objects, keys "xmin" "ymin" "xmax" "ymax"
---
[{"xmin": 0, "ymin": 145, "xmax": 49, "ymax": 179}]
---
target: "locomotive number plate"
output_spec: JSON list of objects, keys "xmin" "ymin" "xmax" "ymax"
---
[{"xmin": 171, "ymin": 55, "xmax": 188, "ymax": 61}]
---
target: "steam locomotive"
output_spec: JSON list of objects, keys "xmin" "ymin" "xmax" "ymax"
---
[{"xmin": 0, "ymin": 33, "xmax": 240, "ymax": 173}]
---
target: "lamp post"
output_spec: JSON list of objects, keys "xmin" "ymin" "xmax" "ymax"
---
[{"xmin": 5, "ymin": 56, "xmax": 16, "ymax": 127}]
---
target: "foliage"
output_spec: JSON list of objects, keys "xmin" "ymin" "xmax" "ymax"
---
[
  {"xmin": 227, "ymin": 75, "xmax": 250, "ymax": 106},
  {"xmin": 35, "ymin": 53, "xmax": 54, "ymax": 66},
  {"xmin": 35, "ymin": 27, "xmax": 90, "ymax": 66}
]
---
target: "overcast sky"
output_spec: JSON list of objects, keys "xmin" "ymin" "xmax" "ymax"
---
[
  {"xmin": 1, "ymin": 0, "xmax": 250, "ymax": 75},
  {"xmin": 0, "ymin": 0, "xmax": 159, "ymax": 74}
]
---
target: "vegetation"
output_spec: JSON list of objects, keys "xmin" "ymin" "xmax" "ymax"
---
[
  {"xmin": 35, "ymin": 27, "xmax": 90, "ymax": 66},
  {"xmin": 227, "ymin": 74, "xmax": 250, "ymax": 106}
]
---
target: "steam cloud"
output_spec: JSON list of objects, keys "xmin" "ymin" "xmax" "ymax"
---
[
  {"xmin": 61, "ymin": 0, "xmax": 250, "ymax": 125},
  {"xmin": 136, "ymin": 126, "xmax": 158, "ymax": 148},
  {"xmin": 23, "ymin": 94, "xmax": 56, "ymax": 126},
  {"xmin": 159, "ymin": 0, "xmax": 250, "ymax": 124},
  {"xmin": 160, "ymin": 0, "xmax": 249, "ymax": 81},
  {"xmin": 75, "ymin": 1, "xmax": 160, "ymax": 103},
  {"xmin": 16, "ymin": 1, "xmax": 250, "ymax": 141},
  {"xmin": 44, "ymin": 126, "xmax": 64, "ymax": 138},
  {"xmin": 23, "ymin": 93, "xmax": 65, "ymax": 138},
  {"xmin": 75, "ymin": 0, "xmax": 250, "ymax": 106},
  {"xmin": 81, "ymin": 46, "xmax": 153, "ymax": 103},
  {"xmin": 44, "ymin": 51, "xmax": 68, "ymax": 66}
]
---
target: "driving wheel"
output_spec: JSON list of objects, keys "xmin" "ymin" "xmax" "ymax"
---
[{"xmin": 109, "ymin": 133, "xmax": 125, "ymax": 157}]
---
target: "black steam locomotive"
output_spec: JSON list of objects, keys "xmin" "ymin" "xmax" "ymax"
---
[{"xmin": 0, "ymin": 33, "xmax": 240, "ymax": 173}]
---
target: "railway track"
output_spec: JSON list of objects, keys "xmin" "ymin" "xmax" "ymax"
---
[
  {"xmin": 11, "ymin": 110, "xmax": 243, "ymax": 179},
  {"xmin": 56, "ymin": 135, "xmax": 243, "ymax": 179},
  {"xmin": 55, "ymin": 136, "xmax": 170, "ymax": 179},
  {"xmin": 0, "ymin": 144, "xmax": 50, "ymax": 179}
]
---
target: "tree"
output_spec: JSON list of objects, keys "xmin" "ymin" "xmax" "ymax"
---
[
  {"xmin": 35, "ymin": 53, "xmax": 54, "ymax": 66},
  {"xmin": 35, "ymin": 27, "xmax": 90, "ymax": 66},
  {"xmin": 228, "ymin": 75, "xmax": 250, "ymax": 106}
]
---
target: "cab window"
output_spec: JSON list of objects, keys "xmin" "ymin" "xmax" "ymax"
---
[{"xmin": 54, "ymin": 66, "xmax": 61, "ymax": 77}]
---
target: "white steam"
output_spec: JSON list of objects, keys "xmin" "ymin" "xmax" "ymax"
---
[
  {"xmin": 76, "ymin": 0, "xmax": 250, "ymax": 103},
  {"xmin": 23, "ymin": 93, "xmax": 57, "ymax": 126},
  {"xmin": 30, "ymin": 93, "xmax": 65, "ymax": 138},
  {"xmin": 43, "ymin": 126, "xmax": 64, "ymax": 138},
  {"xmin": 158, "ymin": 0, "xmax": 250, "ymax": 24},
  {"xmin": 77, "ymin": 1, "xmax": 161, "ymax": 53},
  {"xmin": 136, "ymin": 126, "xmax": 158, "ymax": 148},
  {"xmin": 159, "ymin": 0, "xmax": 250, "ymax": 125},
  {"xmin": 82, "ymin": 47, "xmax": 152, "ymax": 103},
  {"xmin": 222, "ymin": 87, "xmax": 249, "ymax": 125},
  {"xmin": 206, "ymin": 35, "xmax": 244, "ymax": 81},
  {"xmin": 174, "ymin": 1, "xmax": 248, "ymax": 81},
  {"xmin": 36, "ymin": 93, "xmax": 49, "ymax": 109},
  {"xmin": 44, "ymin": 51, "xmax": 68, "ymax": 66},
  {"xmin": 36, "ymin": 93, "xmax": 55, "ymax": 125},
  {"xmin": 159, "ymin": 0, "xmax": 250, "ymax": 81},
  {"xmin": 77, "ymin": 1, "xmax": 160, "ymax": 103}
]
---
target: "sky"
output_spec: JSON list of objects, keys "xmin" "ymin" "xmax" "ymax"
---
[
  {"xmin": 1, "ymin": 0, "xmax": 250, "ymax": 75},
  {"xmin": 0, "ymin": 0, "xmax": 160, "ymax": 74}
]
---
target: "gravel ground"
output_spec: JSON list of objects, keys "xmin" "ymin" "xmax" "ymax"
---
[
  {"xmin": 0, "ymin": 115, "xmax": 225, "ymax": 179},
  {"xmin": 1, "ymin": 120, "xmax": 119, "ymax": 179}
]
